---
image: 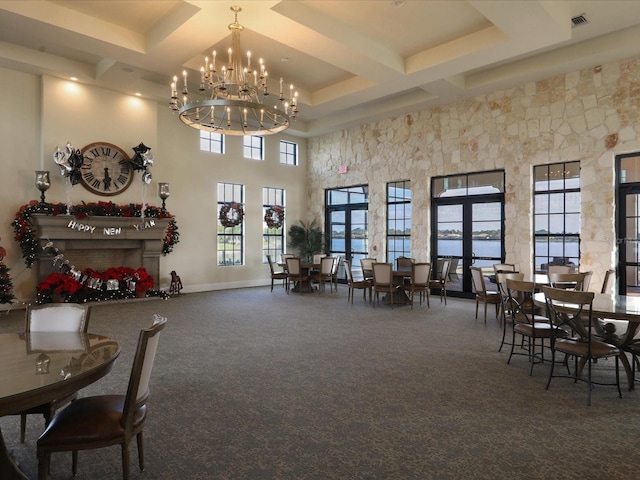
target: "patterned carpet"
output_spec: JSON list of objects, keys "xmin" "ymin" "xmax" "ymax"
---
[{"xmin": 2, "ymin": 285, "xmax": 640, "ymax": 480}]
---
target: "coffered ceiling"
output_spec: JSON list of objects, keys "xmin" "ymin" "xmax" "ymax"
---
[{"xmin": 1, "ymin": 1, "xmax": 639, "ymax": 137}]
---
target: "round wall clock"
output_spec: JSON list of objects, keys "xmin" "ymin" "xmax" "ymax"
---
[{"xmin": 80, "ymin": 142, "xmax": 134, "ymax": 196}]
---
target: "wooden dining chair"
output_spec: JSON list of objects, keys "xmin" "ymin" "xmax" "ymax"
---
[
  {"xmin": 313, "ymin": 256, "xmax": 336, "ymax": 293},
  {"xmin": 496, "ymin": 272, "xmax": 524, "ymax": 352},
  {"xmin": 37, "ymin": 315, "xmax": 167, "ymax": 480},
  {"xmin": 547, "ymin": 265, "xmax": 572, "ymax": 274},
  {"xmin": 372, "ymin": 262, "xmax": 395, "ymax": 308},
  {"xmin": 15, "ymin": 303, "xmax": 92, "ymax": 443},
  {"xmin": 285, "ymin": 257, "xmax": 309, "ymax": 293},
  {"xmin": 331, "ymin": 255, "xmax": 342, "ymax": 291},
  {"xmin": 543, "ymin": 286, "xmax": 621, "ymax": 405},
  {"xmin": 344, "ymin": 260, "xmax": 372, "ymax": 304},
  {"xmin": 548, "ymin": 272, "xmax": 589, "ymax": 291},
  {"xmin": 266, "ymin": 254, "xmax": 288, "ymax": 292},
  {"xmin": 429, "ymin": 259, "xmax": 451, "ymax": 304},
  {"xmin": 470, "ymin": 266, "xmax": 501, "ymax": 323},
  {"xmin": 360, "ymin": 258, "xmax": 375, "ymax": 281},
  {"xmin": 407, "ymin": 262, "xmax": 431, "ymax": 309},
  {"xmin": 506, "ymin": 279, "xmax": 555, "ymax": 376},
  {"xmin": 493, "ymin": 263, "xmax": 516, "ymax": 275}
]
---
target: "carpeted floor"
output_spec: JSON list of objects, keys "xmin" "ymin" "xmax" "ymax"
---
[{"xmin": 2, "ymin": 285, "xmax": 640, "ymax": 479}]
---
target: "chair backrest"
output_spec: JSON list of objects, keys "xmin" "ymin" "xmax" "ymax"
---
[
  {"xmin": 26, "ymin": 303, "xmax": 91, "ymax": 333},
  {"xmin": 436, "ymin": 259, "xmax": 452, "ymax": 284},
  {"xmin": 506, "ymin": 279, "xmax": 539, "ymax": 324},
  {"xmin": 281, "ymin": 253, "xmax": 294, "ymax": 264},
  {"xmin": 581, "ymin": 270, "xmax": 593, "ymax": 291},
  {"xmin": 396, "ymin": 257, "xmax": 413, "ymax": 270},
  {"xmin": 122, "ymin": 314, "xmax": 166, "ymax": 429},
  {"xmin": 320, "ymin": 256, "xmax": 334, "ymax": 275},
  {"xmin": 331, "ymin": 255, "xmax": 342, "ymax": 276},
  {"xmin": 496, "ymin": 272, "xmax": 524, "ymax": 298},
  {"xmin": 412, "ymin": 263, "xmax": 431, "ymax": 285},
  {"xmin": 470, "ymin": 266, "xmax": 487, "ymax": 295},
  {"xmin": 601, "ymin": 269, "xmax": 616, "ymax": 294},
  {"xmin": 266, "ymin": 254, "xmax": 277, "ymax": 274},
  {"xmin": 548, "ymin": 272, "xmax": 589, "ymax": 291},
  {"xmin": 543, "ymin": 286, "xmax": 594, "ymax": 340},
  {"xmin": 312, "ymin": 253, "xmax": 325, "ymax": 265},
  {"xmin": 372, "ymin": 262, "xmax": 393, "ymax": 285},
  {"xmin": 360, "ymin": 258, "xmax": 375, "ymax": 278},
  {"xmin": 344, "ymin": 260, "xmax": 355, "ymax": 284},
  {"xmin": 286, "ymin": 257, "xmax": 301, "ymax": 275},
  {"xmin": 547, "ymin": 265, "xmax": 572, "ymax": 274},
  {"xmin": 493, "ymin": 263, "xmax": 516, "ymax": 274}
]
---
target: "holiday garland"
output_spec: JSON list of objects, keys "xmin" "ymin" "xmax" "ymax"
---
[
  {"xmin": 264, "ymin": 205, "xmax": 285, "ymax": 229},
  {"xmin": 219, "ymin": 202, "xmax": 245, "ymax": 228},
  {"xmin": 12, "ymin": 200, "xmax": 180, "ymax": 268}
]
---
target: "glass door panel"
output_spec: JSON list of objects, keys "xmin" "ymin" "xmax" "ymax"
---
[{"xmin": 433, "ymin": 198, "xmax": 504, "ymax": 297}]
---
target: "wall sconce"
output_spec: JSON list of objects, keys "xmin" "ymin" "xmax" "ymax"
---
[
  {"xmin": 158, "ymin": 182, "xmax": 170, "ymax": 210},
  {"xmin": 35, "ymin": 171, "xmax": 51, "ymax": 204}
]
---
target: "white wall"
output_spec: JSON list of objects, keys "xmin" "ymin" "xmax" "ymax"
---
[{"xmin": 0, "ymin": 71, "xmax": 308, "ymax": 305}]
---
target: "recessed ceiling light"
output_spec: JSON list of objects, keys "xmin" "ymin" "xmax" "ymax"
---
[
  {"xmin": 281, "ymin": 57, "xmax": 290, "ymax": 62},
  {"xmin": 393, "ymin": 0, "xmax": 405, "ymax": 7},
  {"xmin": 69, "ymin": 77, "xmax": 78, "ymax": 82},
  {"xmin": 135, "ymin": 92, "xmax": 142, "ymax": 97}
]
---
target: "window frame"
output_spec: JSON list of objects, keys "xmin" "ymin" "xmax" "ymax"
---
[
  {"xmin": 533, "ymin": 161, "xmax": 581, "ymax": 273},
  {"xmin": 200, "ymin": 131, "xmax": 225, "ymax": 154},
  {"xmin": 243, "ymin": 135, "xmax": 264, "ymax": 160},
  {"xmin": 279, "ymin": 140, "xmax": 298, "ymax": 165},
  {"xmin": 263, "ymin": 187, "xmax": 285, "ymax": 263},
  {"xmin": 217, "ymin": 182, "xmax": 244, "ymax": 266},
  {"xmin": 386, "ymin": 180, "xmax": 412, "ymax": 265}
]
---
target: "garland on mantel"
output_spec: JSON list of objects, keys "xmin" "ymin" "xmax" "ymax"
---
[{"xmin": 12, "ymin": 200, "xmax": 180, "ymax": 268}]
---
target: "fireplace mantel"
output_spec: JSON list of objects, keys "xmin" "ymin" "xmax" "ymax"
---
[{"xmin": 31, "ymin": 215, "xmax": 170, "ymax": 286}]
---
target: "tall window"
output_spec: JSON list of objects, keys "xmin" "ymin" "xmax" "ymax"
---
[
  {"xmin": 387, "ymin": 180, "xmax": 411, "ymax": 265},
  {"xmin": 533, "ymin": 161, "xmax": 581, "ymax": 272},
  {"xmin": 280, "ymin": 140, "xmax": 298, "ymax": 165},
  {"xmin": 263, "ymin": 187, "xmax": 285, "ymax": 263},
  {"xmin": 200, "ymin": 131, "xmax": 224, "ymax": 154},
  {"xmin": 243, "ymin": 135, "xmax": 264, "ymax": 160},
  {"xmin": 217, "ymin": 182, "xmax": 244, "ymax": 266}
]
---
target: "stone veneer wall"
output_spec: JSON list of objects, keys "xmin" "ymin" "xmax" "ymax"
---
[{"xmin": 307, "ymin": 55, "xmax": 640, "ymax": 289}]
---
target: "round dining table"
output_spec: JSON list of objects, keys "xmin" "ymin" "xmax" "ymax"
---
[{"xmin": 0, "ymin": 332, "xmax": 120, "ymax": 480}]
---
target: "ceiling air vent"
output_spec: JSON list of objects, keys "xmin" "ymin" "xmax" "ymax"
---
[{"xmin": 571, "ymin": 14, "xmax": 588, "ymax": 28}]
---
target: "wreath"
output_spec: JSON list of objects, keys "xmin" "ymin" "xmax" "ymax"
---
[
  {"xmin": 264, "ymin": 205, "xmax": 285, "ymax": 229},
  {"xmin": 219, "ymin": 202, "xmax": 244, "ymax": 228}
]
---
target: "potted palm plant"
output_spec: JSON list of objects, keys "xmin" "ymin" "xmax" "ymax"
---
[{"xmin": 287, "ymin": 219, "xmax": 324, "ymax": 263}]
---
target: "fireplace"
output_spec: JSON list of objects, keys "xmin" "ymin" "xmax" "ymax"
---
[{"xmin": 31, "ymin": 215, "xmax": 170, "ymax": 286}]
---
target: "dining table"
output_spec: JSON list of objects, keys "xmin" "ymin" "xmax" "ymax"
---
[
  {"xmin": 279, "ymin": 262, "xmax": 319, "ymax": 292},
  {"xmin": 533, "ymin": 291, "xmax": 640, "ymax": 390},
  {"xmin": 0, "ymin": 331, "xmax": 120, "ymax": 480}
]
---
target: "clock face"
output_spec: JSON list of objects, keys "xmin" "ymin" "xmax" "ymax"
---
[{"xmin": 80, "ymin": 142, "xmax": 134, "ymax": 196}]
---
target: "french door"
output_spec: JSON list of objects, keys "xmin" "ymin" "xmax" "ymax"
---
[
  {"xmin": 431, "ymin": 171, "xmax": 505, "ymax": 298},
  {"xmin": 325, "ymin": 186, "xmax": 369, "ymax": 280},
  {"xmin": 618, "ymin": 187, "xmax": 640, "ymax": 295}
]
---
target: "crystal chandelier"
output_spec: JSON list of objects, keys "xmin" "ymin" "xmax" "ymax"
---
[{"xmin": 170, "ymin": 5, "xmax": 298, "ymax": 136}]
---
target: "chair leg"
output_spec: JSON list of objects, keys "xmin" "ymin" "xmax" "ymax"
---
[
  {"xmin": 137, "ymin": 431, "xmax": 145, "ymax": 471},
  {"xmin": 37, "ymin": 451, "xmax": 50, "ymax": 480},
  {"xmin": 122, "ymin": 442, "xmax": 131, "ymax": 480},
  {"xmin": 72, "ymin": 450, "xmax": 78, "ymax": 476},
  {"xmin": 20, "ymin": 413, "xmax": 27, "ymax": 443}
]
